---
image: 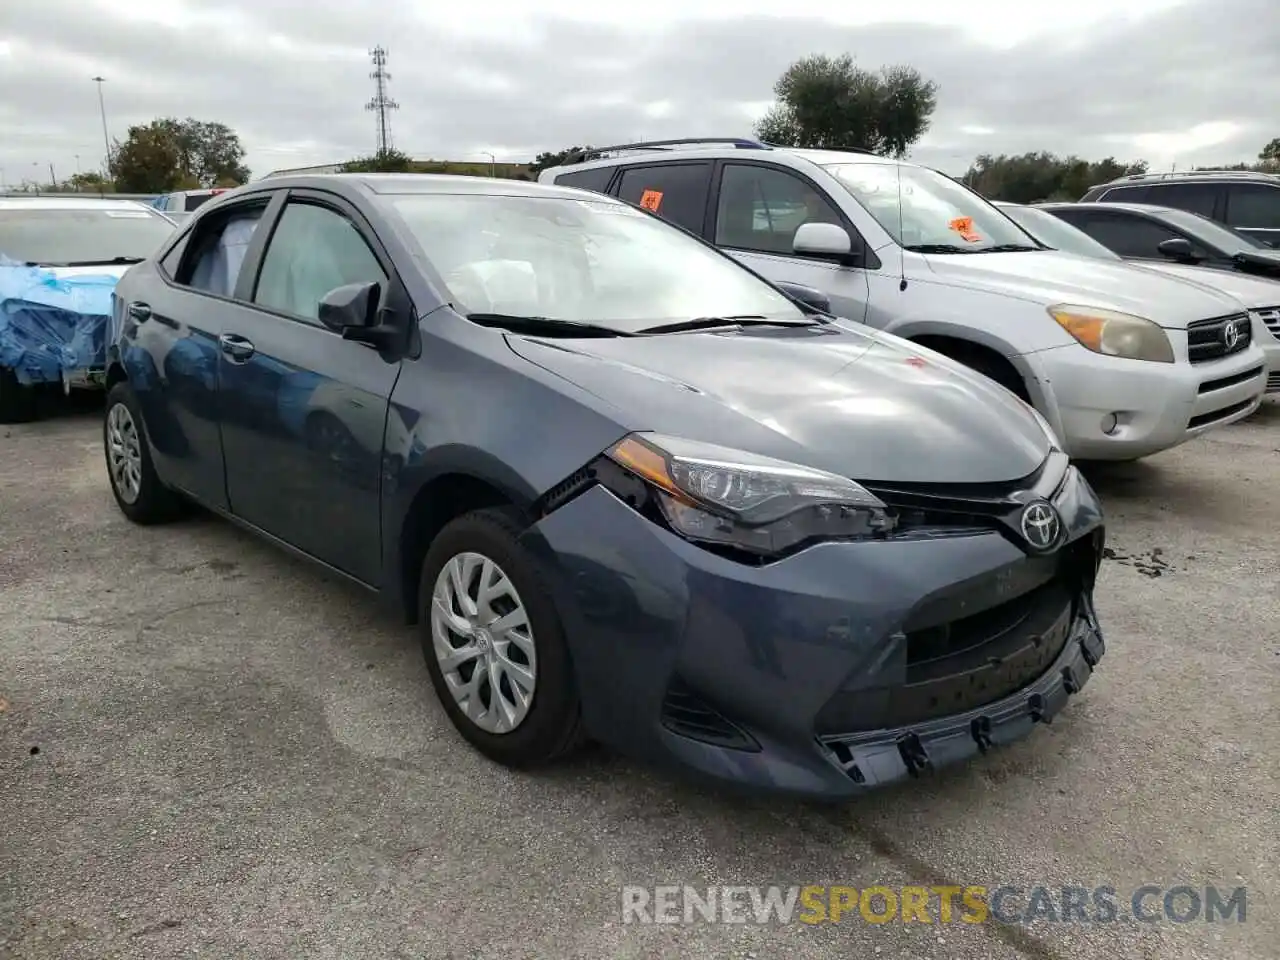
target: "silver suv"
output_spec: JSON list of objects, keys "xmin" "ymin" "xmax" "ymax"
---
[{"xmin": 539, "ymin": 138, "xmax": 1267, "ymax": 462}]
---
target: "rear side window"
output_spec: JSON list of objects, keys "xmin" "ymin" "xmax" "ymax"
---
[
  {"xmin": 1144, "ymin": 182, "xmax": 1220, "ymax": 217},
  {"xmin": 616, "ymin": 162, "xmax": 712, "ymax": 234},
  {"xmin": 553, "ymin": 167, "xmax": 614, "ymax": 194},
  {"xmin": 1054, "ymin": 210, "xmax": 1178, "ymax": 259},
  {"xmin": 184, "ymin": 193, "xmax": 213, "ymax": 212},
  {"xmin": 1099, "ymin": 184, "xmax": 1149, "ymax": 203},
  {"xmin": 1225, "ymin": 183, "xmax": 1280, "ymax": 228},
  {"xmin": 175, "ymin": 202, "xmax": 268, "ymax": 297}
]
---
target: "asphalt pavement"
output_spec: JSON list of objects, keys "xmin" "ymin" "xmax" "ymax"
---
[{"xmin": 2, "ymin": 396, "xmax": 1277, "ymax": 960}]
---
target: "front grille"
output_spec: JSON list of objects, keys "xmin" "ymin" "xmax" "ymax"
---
[
  {"xmin": 1199, "ymin": 366, "xmax": 1265, "ymax": 394},
  {"xmin": 1253, "ymin": 306, "xmax": 1280, "ymax": 339},
  {"xmin": 1187, "ymin": 313, "xmax": 1252, "ymax": 363},
  {"xmin": 1268, "ymin": 371, "xmax": 1280, "ymax": 393},
  {"xmin": 1188, "ymin": 397, "xmax": 1257, "ymax": 430}
]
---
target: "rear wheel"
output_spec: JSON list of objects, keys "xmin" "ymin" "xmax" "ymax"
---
[
  {"xmin": 103, "ymin": 381, "xmax": 185, "ymax": 524},
  {"xmin": 418, "ymin": 507, "xmax": 584, "ymax": 767},
  {"xmin": 0, "ymin": 366, "xmax": 37, "ymax": 424}
]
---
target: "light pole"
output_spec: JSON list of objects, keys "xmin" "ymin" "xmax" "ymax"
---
[
  {"xmin": 483, "ymin": 151, "xmax": 496, "ymax": 178},
  {"xmin": 91, "ymin": 76, "xmax": 112, "ymax": 176}
]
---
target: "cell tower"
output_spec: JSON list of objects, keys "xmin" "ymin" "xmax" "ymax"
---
[{"xmin": 365, "ymin": 46, "xmax": 399, "ymax": 154}]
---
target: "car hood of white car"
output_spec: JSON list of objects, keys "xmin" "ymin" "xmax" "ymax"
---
[
  {"xmin": 917, "ymin": 248, "xmax": 1247, "ymax": 329},
  {"xmin": 42, "ymin": 264, "xmax": 132, "ymax": 281},
  {"xmin": 1131, "ymin": 261, "xmax": 1280, "ymax": 309}
]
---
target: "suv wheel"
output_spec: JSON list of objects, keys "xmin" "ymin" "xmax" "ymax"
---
[{"xmin": 418, "ymin": 507, "xmax": 584, "ymax": 767}]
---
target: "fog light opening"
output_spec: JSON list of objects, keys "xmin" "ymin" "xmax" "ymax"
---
[{"xmin": 1100, "ymin": 412, "xmax": 1120, "ymax": 435}]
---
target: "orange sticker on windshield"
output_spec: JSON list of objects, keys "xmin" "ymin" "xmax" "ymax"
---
[
  {"xmin": 639, "ymin": 189, "xmax": 663, "ymax": 212},
  {"xmin": 949, "ymin": 216, "xmax": 982, "ymax": 242}
]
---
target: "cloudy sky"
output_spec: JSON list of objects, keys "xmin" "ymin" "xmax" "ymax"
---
[{"xmin": 2, "ymin": 0, "xmax": 1277, "ymax": 186}]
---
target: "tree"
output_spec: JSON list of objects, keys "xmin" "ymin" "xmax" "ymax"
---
[
  {"xmin": 67, "ymin": 172, "xmax": 113, "ymax": 193},
  {"xmin": 529, "ymin": 147, "xmax": 597, "ymax": 175},
  {"xmin": 963, "ymin": 153, "xmax": 1147, "ymax": 203},
  {"xmin": 755, "ymin": 54, "xmax": 938, "ymax": 157},
  {"xmin": 1260, "ymin": 138, "xmax": 1280, "ymax": 164},
  {"xmin": 109, "ymin": 117, "xmax": 250, "ymax": 193},
  {"xmin": 340, "ymin": 148, "xmax": 413, "ymax": 173}
]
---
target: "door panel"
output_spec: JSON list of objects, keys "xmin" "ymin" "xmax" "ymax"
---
[{"xmin": 218, "ymin": 196, "xmax": 403, "ymax": 585}]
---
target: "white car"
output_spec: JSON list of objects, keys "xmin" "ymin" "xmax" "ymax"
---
[
  {"xmin": 541, "ymin": 140, "xmax": 1268, "ymax": 460},
  {"xmin": 996, "ymin": 201, "xmax": 1280, "ymax": 394},
  {"xmin": 0, "ymin": 196, "xmax": 177, "ymax": 422}
]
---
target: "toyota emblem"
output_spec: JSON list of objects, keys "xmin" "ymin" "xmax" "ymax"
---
[
  {"xmin": 1222, "ymin": 320, "xmax": 1242, "ymax": 350},
  {"xmin": 1019, "ymin": 500, "xmax": 1062, "ymax": 552}
]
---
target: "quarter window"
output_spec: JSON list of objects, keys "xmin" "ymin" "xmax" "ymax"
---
[
  {"xmin": 715, "ymin": 164, "xmax": 844, "ymax": 255},
  {"xmin": 253, "ymin": 202, "xmax": 387, "ymax": 324},
  {"xmin": 553, "ymin": 166, "xmax": 614, "ymax": 194},
  {"xmin": 1098, "ymin": 185, "xmax": 1149, "ymax": 203},
  {"xmin": 615, "ymin": 162, "xmax": 712, "ymax": 234}
]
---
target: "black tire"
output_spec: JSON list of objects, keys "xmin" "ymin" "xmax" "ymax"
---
[
  {"xmin": 956, "ymin": 351, "xmax": 1030, "ymax": 403},
  {"xmin": 0, "ymin": 366, "xmax": 38, "ymax": 424},
  {"xmin": 418, "ymin": 506, "xmax": 585, "ymax": 768},
  {"xmin": 103, "ymin": 381, "xmax": 185, "ymax": 524}
]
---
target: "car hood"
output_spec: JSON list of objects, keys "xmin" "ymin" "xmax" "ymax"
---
[
  {"xmin": 43, "ymin": 263, "xmax": 132, "ymax": 281},
  {"xmin": 918, "ymin": 249, "xmax": 1246, "ymax": 328},
  {"xmin": 506, "ymin": 322, "xmax": 1053, "ymax": 485},
  {"xmin": 1134, "ymin": 261, "xmax": 1280, "ymax": 307}
]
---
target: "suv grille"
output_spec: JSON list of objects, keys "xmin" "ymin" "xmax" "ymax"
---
[
  {"xmin": 1187, "ymin": 313, "xmax": 1252, "ymax": 363},
  {"xmin": 1253, "ymin": 306, "xmax": 1280, "ymax": 339}
]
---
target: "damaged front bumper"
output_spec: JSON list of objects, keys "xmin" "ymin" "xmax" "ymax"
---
[
  {"xmin": 520, "ymin": 463, "xmax": 1107, "ymax": 800},
  {"xmin": 0, "ymin": 259, "xmax": 117, "ymax": 387}
]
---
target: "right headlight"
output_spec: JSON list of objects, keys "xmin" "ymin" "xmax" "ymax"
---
[
  {"xmin": 1047, "ymin": 304, "xmax": 1174, "ymax": 363},
  {"xmin": 604, "ymin": 433, "xmax": 894, "ymax": 557}
]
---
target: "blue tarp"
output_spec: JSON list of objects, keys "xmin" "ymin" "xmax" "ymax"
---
[{"xmin": 0, "ymin": 254, "xmax": 120, "ymax": 385}]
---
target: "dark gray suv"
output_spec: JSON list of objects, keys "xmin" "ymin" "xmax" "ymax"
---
[
  {"xmin": 103, "ymin": 173, "xmax": 1106, "ymax": 799},
  {"xmin": 1080, "ymin": 170, "xmax": 1280, "ymax": 247}
]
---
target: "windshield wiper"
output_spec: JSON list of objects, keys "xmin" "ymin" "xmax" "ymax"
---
[
  {"xmin": 974, "ymin": 243, "xmax": 1041, "ymax": 253},
  {"xmin": 60, "ymin": 256, "xmax": 146, "ymax": 266},
  {"xmin": 903, "ymin": 243, "xmax": 979, "ymax": 254},
  {"xmin": 466, "ymin": 312, "xmax": 630, "ymax": 337},
  {"xmin": 637, "ymin": 315, "xmax": 821, "ymax": 335}
]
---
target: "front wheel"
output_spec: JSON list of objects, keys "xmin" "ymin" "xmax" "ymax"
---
[
  {"xmin": 0, "ymin": 366, "xmax": 37, "ymax": 424},
  {"xmin": 103, "ymin": 381, "xmax": 185, "ymax": 524},
  {"xmin": 418, "ymin": 507, "xmax": 585, "ymax": 768}
]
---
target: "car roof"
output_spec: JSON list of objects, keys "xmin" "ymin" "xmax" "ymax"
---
[
  {"xmin": 0, "ymin": 196, "xmax": 156, "ymax": 212},
  {"xmin": 234, "ymin": 172, "xmax": 626, "ymax": 203},
  {"xmin": 1036, "ymin": 201, "xmax": 1186, "ymax": 218},
  {"xmin": 539, "ymin": 143, "xmax": 908, "ymax": 180}
]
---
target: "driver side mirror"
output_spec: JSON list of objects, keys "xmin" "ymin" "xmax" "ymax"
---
[
  {"xmin": 773, "ymin": 281, "xmax": 832, "ymax": 314},
  {"xmin": 793, "ymin": 222, "xmax": 854, "ymax": 262},
  {"xmin": 1157, "ymin": 237, "xmax": 1203, "ymax": 263},
  {"xmin": 318, "ymin": 280, "xmax": 402, "ymax": 354},
  {"xmin": 319, "ymin": 281, "xmax": 380, "ymax": 332}
]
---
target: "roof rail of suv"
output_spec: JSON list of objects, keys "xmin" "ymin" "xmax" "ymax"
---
[
  {"xmin": 1111, "ymin": 169, "xmax": 1280, "ymax": 184},
  {"xmin": 564, "ymin": 138, "xmax": 772, "ymax": 164}
]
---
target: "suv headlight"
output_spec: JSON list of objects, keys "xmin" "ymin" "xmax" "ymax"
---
[
  {"xmin": 1048, "ymin": 304, "xmax": 1174, "ymax": 363},
  {"xmin": 605, "ymin": 433, "xmax": 894, "ymax": 556}
]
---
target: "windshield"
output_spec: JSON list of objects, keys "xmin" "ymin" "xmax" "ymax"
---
[
  {"xmin": 386, "ymin": 193, "xmax": 805, "ymax": 332},
  {"xmin": 825, "ymin": 163, "xmax": 1038, "ymax": 252},
  {"xmin": 1158, "ymin": 208, "xmax": 1268, "ymax": 253},
  {"xmin": 1001, "ymin": 205, "xmax": 1121, "ymax": 261},
  {"xmin": 0, "ymin": 206, "xmax": 175, "ymax": 266}
]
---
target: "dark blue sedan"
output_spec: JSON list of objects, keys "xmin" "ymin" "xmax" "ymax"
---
[{"xmin": 103, "ymin": 174, "xmax": 1106, "ymax": 799}]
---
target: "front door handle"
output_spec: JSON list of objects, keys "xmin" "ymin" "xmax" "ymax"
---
[
  {"xmin": 127, "ymin": 301, "xmax": 151, "ymax": 322},
  {"xmin": 218, "ymin": 333, "xmax": 256, "ymax": 363}
]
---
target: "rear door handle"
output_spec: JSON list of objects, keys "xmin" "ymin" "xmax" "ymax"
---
[
  {"xmin": 218, "ymin": 333, "xmax": 255, "ymax": 362},
  {"xmin": 127, "ymin": 301, "xmax": 151, "ymax": 321}
]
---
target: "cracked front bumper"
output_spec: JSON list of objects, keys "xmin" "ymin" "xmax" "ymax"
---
[{"xmin": 521, "ymin": 467, "xmax": 1106, "ymax": 801}]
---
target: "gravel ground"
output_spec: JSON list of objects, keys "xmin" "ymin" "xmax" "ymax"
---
[{"xmin": 1, "ymin": 396, "xmax": 1277, "ymax": 960}]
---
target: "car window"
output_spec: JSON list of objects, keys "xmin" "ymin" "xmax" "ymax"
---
[
  {"xmin": 0, "ymin": 205, "xmax": 176, "ymax": 267},
  {"xmin": 253, "ymin": 202, "xmax": 388, "ymax": 324},
  {"xmin": 1001, "ymin": 206, "xmax": 1121, "ymax": 260},
  {"xmin": 1098, "ymin": 184, "xmax": 1149, "ymax": 203},
  {"xmin": 184, "ymin": 193, "xmax": 213, "ymax": 212},
  {"xmin": 178, "ymin": 203, "xmax": 267, "ymax": 297},
  {"xmin": 615, "ymin": 162, "xmax": 712, "ymax": 234},
  {"xmin": 553, "ymin": 167, "xmax": 613, "ymax": 194},
  {"xmin": 1224, "ymin": 183, "xmax": 1280, "ymax": 229},
  {"xmin": 1145, "ymin": 182, "xmax": 1220, "ymax": 217},
  {"xmin": 824, "ymin": 162, "xmax": 1035, "ymax": 251},
  {"xmin": 385, "ymin": 192, "xmax": 804, "ymax": 333},
  {"xmin": 1156, "ymin": 208, "xmax": 1259, "ymax": 253},
  {"xmin": 715, "ymin": 163, "xmax": 844, "ymax": 255},
  {"xmin": 1051, "ymin": 210, "xmax": 1179, "ymax": 259}
]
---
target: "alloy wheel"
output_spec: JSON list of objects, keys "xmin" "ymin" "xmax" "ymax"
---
[
  {"xmin": 430, "ymin": 551, "xmax": 538, "ymax": 734},
  {"xmin": 106, "ymin": 402, "xmax": 142, "ymax": 504}
]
